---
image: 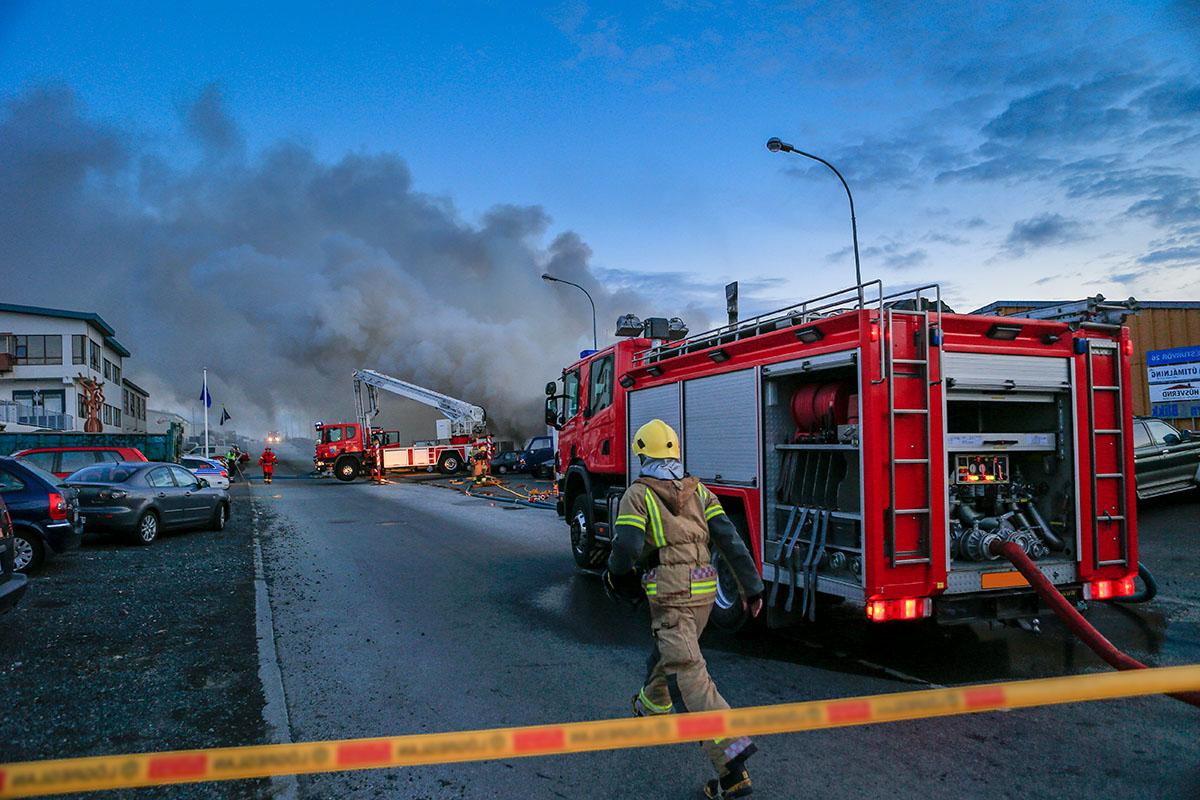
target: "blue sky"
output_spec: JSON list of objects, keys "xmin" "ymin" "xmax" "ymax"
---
[
  {"xmin": 0, "ymin": 1, "xmax": 1197, "ymax": 428},
  {"xmin": 2, "ymin": 0, "xmax": 1198, "ymax": 313}
]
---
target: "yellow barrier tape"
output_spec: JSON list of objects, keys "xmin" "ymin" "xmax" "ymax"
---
[{"xmin": 2, "ymin": 665, "xmax": 1197, "ymax": 798}]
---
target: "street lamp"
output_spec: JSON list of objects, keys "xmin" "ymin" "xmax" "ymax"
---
[
  {"xmin": 767, "ymin": 137, "xmax": 865, "ymax": 309},
  {"xmin": 542, "ymin": 273, "xmax": 598, "ymax": 350}
]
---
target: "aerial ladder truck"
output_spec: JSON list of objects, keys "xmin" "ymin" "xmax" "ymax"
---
[{"xmin": 313, "ymin": 369, "xmax": 488, "ymax": 481}]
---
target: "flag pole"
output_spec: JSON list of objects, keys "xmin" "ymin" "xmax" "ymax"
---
[{"xmin": 203, "ymin": 368, "xmax": 210, "ymax": 458}]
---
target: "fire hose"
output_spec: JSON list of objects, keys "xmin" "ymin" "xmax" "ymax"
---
[{"xmin": 989, "ymin": 540, "xmax": 1200, "ymax": 709}]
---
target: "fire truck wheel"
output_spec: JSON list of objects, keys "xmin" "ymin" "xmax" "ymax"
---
[
  {"xmin": 569, "ymin": 494, "xmax": 605, "ymax": 569},
  {"xmin": 334, "ymin": 456, "xmax": 360, "ymax": 482},
  {"xmin": 438, "ymin": 453, "xmax": 462, "ymax": 474}
]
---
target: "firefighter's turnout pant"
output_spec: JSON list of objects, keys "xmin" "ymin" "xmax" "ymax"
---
[{"xmin": 638, "ymin": 597, "xmax": 752, "ymax": 774}]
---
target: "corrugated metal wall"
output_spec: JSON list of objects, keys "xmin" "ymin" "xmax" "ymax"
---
[{"xmin": 1126, "ymin": 308, "xmax": 1200, "ymax": 429}]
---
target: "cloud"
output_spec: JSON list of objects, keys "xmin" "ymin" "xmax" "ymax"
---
[
  {"xmin": 1137, "ymin": 244, "xmax": 1200, "ymax": 265},
  {"xmin": 1002, "ymin": 212, "xmax": 1087, "ymax": 255},
  {"xmin": 0, "ymin": 85, "xmax": 656, "ymax": 438},
  {"xmin": 826, "ymin": 241, "xmax": 927, "ymax": 270}
]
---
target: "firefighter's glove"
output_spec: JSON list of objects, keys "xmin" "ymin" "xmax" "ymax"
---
[{"xmin": 603, "ymin": 569, "xmax": 643, "ymax": 606}]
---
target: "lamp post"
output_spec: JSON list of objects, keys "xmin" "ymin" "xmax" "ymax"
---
[
  {"xmin": 767, "ymin": 137, "xmax": 865, "ymax": 309},
  {"xmin": 542, "ymin": 273, "xmax": 598, "ymax": 350}
]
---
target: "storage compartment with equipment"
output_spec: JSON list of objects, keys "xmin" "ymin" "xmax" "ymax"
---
[{"xmin": 761, "ymin": 351, "xmax": 864, "ymax": 616}]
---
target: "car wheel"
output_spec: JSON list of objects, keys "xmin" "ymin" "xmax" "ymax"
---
[
  {"xmin": 334, "ymin": 457, "xmax": 360, "ymax": 482},
  {"xmin": 130, "ymin": 511, "xmax": 159, "ymax": 546},
  {"xmin": 497, "ymin": 465, "xmax": 508, "ymax": 474},
  {"xmin": 211, "ymin": 503, "xmax": 228, "ymax": 531},
  {"xmin": 12, "ymin": 530, "xmax": 44, "ymax": 574},
  {"xmin": 569, "ymin": 494, "xmax": 605, "ymax": 569},
  {"xmin": 438, "ymin": 453, "xmax": 461, "ymax": 474}
]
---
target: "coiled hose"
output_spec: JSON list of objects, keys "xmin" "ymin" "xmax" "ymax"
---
[{"xmin": 990, "ymin": 540, "xmax": 1200, "ymax": 709}]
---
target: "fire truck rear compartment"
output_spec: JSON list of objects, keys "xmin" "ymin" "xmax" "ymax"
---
[{"xmin": 761, "ymin": 354, "xmax": 865, "ymax": 612}]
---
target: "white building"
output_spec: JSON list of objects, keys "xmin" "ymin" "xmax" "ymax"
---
[
  {"xmin": 0, "ymin": 303, "xmax": 145, "ymax": 433},
  {"xmin": 121, "ymin": 378, "xmax": 150, "ymax": 433}
]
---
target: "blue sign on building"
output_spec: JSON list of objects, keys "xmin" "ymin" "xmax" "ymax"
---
[{"xmin": 1146, "ymin": 345, "xmax": 1200, "ymax": 366}]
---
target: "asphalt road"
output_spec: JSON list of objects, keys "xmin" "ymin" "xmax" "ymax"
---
[{"xmin": 254, "ymin": 451, "xmax": 1200, "ymax": 800}]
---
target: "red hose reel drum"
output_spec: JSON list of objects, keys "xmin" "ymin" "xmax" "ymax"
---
[{"xmin": 790, "ymin": 381, "xmax": 851, "ymax": 435}]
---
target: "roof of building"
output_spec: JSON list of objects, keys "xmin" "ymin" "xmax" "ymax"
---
[
  {"xmin": 121, "ymin": 377, "xmax": 150, "ymax": 396},
  {"xmin": 0, "ymin": 302, "xmax": 132, "ymax": 357},
  {"xmin": 969, "ymin": 299, "xmax": 1200, "ymax": 316}
]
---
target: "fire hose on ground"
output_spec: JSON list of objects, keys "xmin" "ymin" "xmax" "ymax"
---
[{"xmin": 989, "ymin": 540, "xmax": 1200, "ymax": 709}]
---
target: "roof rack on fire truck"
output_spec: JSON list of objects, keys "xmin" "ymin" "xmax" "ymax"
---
[{"xmin": 630, "ymin": 280, "xmax": 945, "ymax": 367}]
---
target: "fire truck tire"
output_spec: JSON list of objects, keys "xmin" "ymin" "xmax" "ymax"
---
[
  {"xmin": 569, "ymin": 494, "xmax": 605, "ymax": 569},
  {"xmin": 334, "ymin": 456, "xmax": 360, "ymax": 482},
  {"xmin": 709, "ymin": 510, "xmax": 757, "ymax": 634},
  {"xmin": 438, "ymin": 453, "xmax": 462, "ymax": 474}
]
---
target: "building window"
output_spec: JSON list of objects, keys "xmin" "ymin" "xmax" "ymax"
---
[
  {"xmin": 112, "ymin": 364, "xmax": 121, "ymax": 384},
  {"xmin": 103, "ymin": 359, "xmax": 111, "ymax": 379},
  {"xmin": 89, "ymin": 340, "xmax": 101, "ymax": 371},
  {"xmin": 78, "ymin": 393, "xmax": 87, "ymax": 419},
  {"xmin": 72, "ymin": 335, "xmax": 86, "ymax": 365},
  {"xmin": 12, "ymin": 335, "xmax": 63, "ymax": 366},
  {"xmin": 103, "ymin": 404, "xmax": 112, "ymax": 425},
  {"xmin": 114, "ymin": 407, "xmax": 121, "ymax": 427}
]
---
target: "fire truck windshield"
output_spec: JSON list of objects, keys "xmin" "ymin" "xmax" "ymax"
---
[
  {"xmin": 563, "ymin": 369, "xmax": 581, "ymax": 419},
  {"xmin": 322, "ymin": 426, "xmax": 344, "ymax": 444}
]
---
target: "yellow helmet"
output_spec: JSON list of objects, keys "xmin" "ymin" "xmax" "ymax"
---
[{"xmin": 633, "ymin": 419, "xmax": 680, "ymax": 459}]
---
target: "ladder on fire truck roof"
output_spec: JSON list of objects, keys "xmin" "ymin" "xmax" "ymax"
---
[
  {"xmin": 1085, "ymin": 339, "xmax": 1131, "ymax": 569},
  {"xmin": 352, "ymin": 369, "xmax": 488, "ymax": 441},
  {"xmin": 884, "ymin": 297, "xmax": 941, "ymax": 567}
]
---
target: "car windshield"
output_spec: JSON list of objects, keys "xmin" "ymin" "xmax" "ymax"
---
[
  {"xmin": 15, "ymin": 458, "xmax": 63, "ymax": 487},
  {"xmin": 67, "ymin": 464, "xmax": 139, "ymax": 483}
]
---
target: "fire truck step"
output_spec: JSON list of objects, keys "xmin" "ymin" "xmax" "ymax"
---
[
  {"xmin": 893, "ymin": 408, "xmax": 929, "ymax": 414},
  {"xmin": 1095, "ymin": 472, "xmax": 1125, "ymax": 479},
  {"xmin": 1094, "ymin": 428, "xmax": 1122, "ymax": 434},
  {"xmin": 892, "ymin": 358, "xmax": 928, "ymax": 365},
  {"xmin": 1095, "ymin": 514, "xmax": 1127, "ymax": 521},
  {"xmin": 894, "ymin": 458, "xmax": 930, "ymax": 464},
  {"xmin": 1092, "ymin": 385, "xmax": 1120, "ymax": 391},
  {"xmin": 894, "ymin": 508, "xmax": 931, "ymax": 514},
  {"xmin": 894, "ymin": 555, "xmax": 932, "ymax": 565}
]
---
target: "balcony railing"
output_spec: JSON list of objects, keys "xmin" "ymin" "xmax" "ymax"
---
[{"xmin": 0, "ymin": 401, "xmax": 75, "ymax": 431}]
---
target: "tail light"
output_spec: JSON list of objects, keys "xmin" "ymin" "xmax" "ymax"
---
[
  {"xmin": 220, "ymin": 470, "xmax": 228, "ymax": 478},
  {"xmin": 48, "ymin": 492, "xmax": 68, "ymax": 520},
  {"xmin": 1123, "ymin": 339, "xmax": 1133, "ymax": 356},
  {"xmin": 1083, "ymin": 575, "xmax": 1137, "ymax": 600},
  {"xmin": 866, "ymin": 597, "xmax": 932, "ymax": 622}
]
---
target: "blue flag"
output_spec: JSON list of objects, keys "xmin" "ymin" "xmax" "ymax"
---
[{"xmin": 200, "ymin": 384, "xmax": 212, "ymax": 408}]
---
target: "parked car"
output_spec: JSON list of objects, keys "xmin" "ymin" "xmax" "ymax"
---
[
  {"xmin": 180, "ymin": 455, "xmax": 231, "ymax": 490},
  {"xmin": 1133, "ymin": 416, "xmax": 1200, "ymax": 499},
  {"xmin": 516, "ymin": 435, "xmax": 554, "ymax": 474},
  {"xmin": 63, "ymin": 462, "xmax": 231, "ymax": 545},
  {"xmin": 0, "ymin": 456, "xmax": 83, "ymax": 573},
  {"xmin": 0, "ymin": 495, "xmax": 29, "ymax": 612},
  {"xmin": 13, "ymin": 446, "xmax": 148, "ymax": 479},
  {"xmin": 491, "ymin": 450, "xmax": 521, "ymax": 475},
  {"xmin": 526, "ymin": 449, "xmax": 556, "ymax": 480}
]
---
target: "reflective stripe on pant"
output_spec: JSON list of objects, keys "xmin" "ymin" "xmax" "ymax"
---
[{"xmin": 640, "ymin": 600, "xmax": 754, "ymax": 775}]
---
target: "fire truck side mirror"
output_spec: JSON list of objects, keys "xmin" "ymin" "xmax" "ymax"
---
[
  {"xmin": 545, "ymin": 382, "xmax": 557, "ymax": 396},
  {"xmin": 544, "ymin": 396, "xmax": 562, "ymax": 430}
]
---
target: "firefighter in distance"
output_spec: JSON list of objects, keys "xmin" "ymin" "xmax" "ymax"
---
[
  {"xmin": 259, "ymin": 447, "xmax": 278, "ymax": 485},
  {"xmin": 604, "ymin": 419, "xmax": 765, "ymax": 799}
]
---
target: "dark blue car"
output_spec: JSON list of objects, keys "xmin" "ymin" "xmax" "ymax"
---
[{"xmin": 0, "ymin": 456, "xmax": 83, "ymax": 573}]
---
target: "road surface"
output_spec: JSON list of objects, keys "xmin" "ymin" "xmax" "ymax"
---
[{"xmin": 253, "ymin": 450, "xmax": 1200, "ymax": 800}]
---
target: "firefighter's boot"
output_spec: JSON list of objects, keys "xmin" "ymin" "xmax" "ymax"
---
[{"xmin": 703, "ymin": 767, "xmax": 753, "ymax": 799}]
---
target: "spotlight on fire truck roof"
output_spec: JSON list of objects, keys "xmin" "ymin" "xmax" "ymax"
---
[
  {"xmin": 795, "ymin": 326, "xmax": 824, "ymax": 344},
  {"xmin": 986, "ymin": 323, "xmax": 1023, "ymax": 340},
  {"xmin": 616, "ymin": 314, "xmax": 644, "ymax": 337},
  {"xmin": 667, "ymin": 317, "xmax": 689, "ymax": 341}
]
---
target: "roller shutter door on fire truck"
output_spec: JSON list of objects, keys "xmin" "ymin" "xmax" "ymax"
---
[
  {"xmin": 627, "ymin": 384, "xmax": 682, "ymax": 484},
  {"xmin": 943, "ymin": 352, "xmax": 1070, "ymax": 391},
  {"xmin": 683, "ymin": 369, "xmax": 758, "ymax": 487}
]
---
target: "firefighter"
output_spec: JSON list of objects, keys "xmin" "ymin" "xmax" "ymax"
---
[
  {"xmin": 225, "ymin": 446, "xmax": 240, "ymax": 481},
  {"xmin": 259, "ymin": 447, "xmax": 278, "ymax": 484},
  {"xmin": 603, "ymin": 419, "xmax": 764, "ymax": 799}
]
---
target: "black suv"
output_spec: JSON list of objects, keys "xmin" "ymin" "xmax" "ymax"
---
[{"xmin": 1133, "ymin": 417, "xmax": 1200, "ymax": 499}]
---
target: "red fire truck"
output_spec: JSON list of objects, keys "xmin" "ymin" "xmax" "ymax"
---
[
  {"xmin": 314, "ymin": 370, "xmax": 488, "ymax": 481},
  {"xmin": 547, "ymin": 282, "xmax": 1139, "ymax": 630}
]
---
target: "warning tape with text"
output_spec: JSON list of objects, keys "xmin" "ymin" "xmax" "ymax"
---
[{"xmin": 2, "ymin": 664, "xmax": 1197, "ymax": 798}]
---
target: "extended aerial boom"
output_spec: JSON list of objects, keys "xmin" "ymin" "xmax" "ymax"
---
[{"xmin": 352, "ymin": 369, "xmax": 487, "ymax": 439}]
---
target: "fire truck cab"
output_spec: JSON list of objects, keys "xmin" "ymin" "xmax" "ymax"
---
[{"xmin": 548, "ymin": 282, "xmax": 1139, "ymax": 630}]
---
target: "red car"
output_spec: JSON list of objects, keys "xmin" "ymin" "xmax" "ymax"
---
[{"xmin": 13, "ymin": 447, "xmax": 148, "ymax": 479}]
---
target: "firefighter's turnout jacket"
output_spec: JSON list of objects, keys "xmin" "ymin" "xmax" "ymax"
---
[{"xmin": 608, "ymin": 475, "xmax": 764, "ymax": 777}]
